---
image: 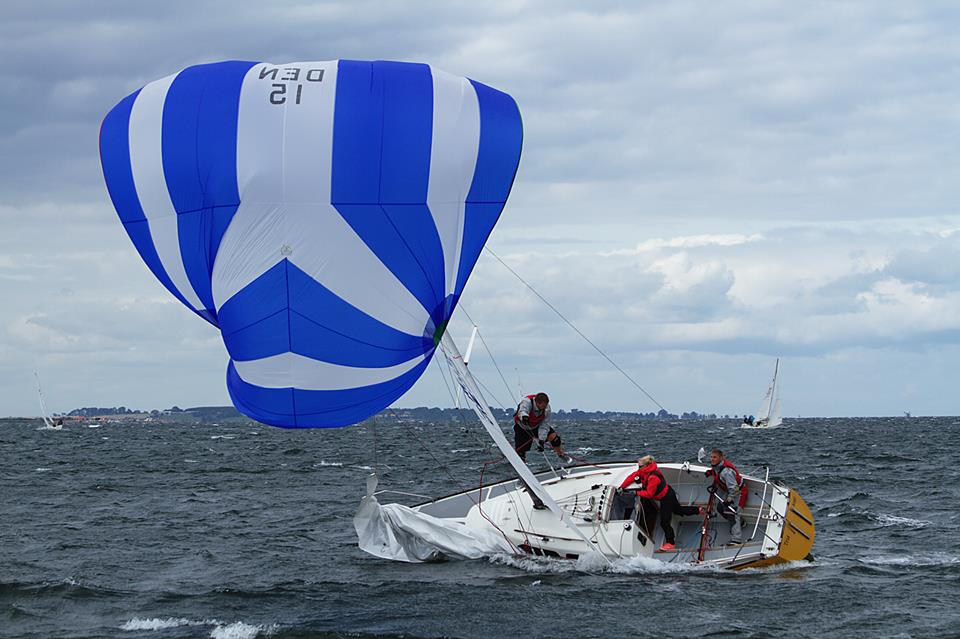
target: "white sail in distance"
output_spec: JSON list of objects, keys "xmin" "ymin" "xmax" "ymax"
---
[
  {"xmin": 35, "ymin": 372, "xmax": 58, "ymax": 429},
  {"xmin": 756, "ymin": 359, "xmax": 783, "ymax": 428}
]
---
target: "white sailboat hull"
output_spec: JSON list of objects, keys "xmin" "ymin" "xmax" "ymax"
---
[{"xmin": 356, "ymin": 461, "xmax": 814, "ymax": 569}]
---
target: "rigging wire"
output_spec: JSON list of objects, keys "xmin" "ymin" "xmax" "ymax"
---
[
  {"xmin": 483, "ymin": 246, "xmax": 668, "ymax": 413},
  {"xmin": 473, "ymin": 375, "xmax": 511, "ymax": 415},
  {"xmin": 432, "ymin": 354, "xmax": 496, "ymax": 453},
  {"xmin": 458, "ymin": 306, "xmax": 517, "ymax": 408},
  {"xmin": 371, "ymin": 414, "xmax": 380, "ymax": 474}
]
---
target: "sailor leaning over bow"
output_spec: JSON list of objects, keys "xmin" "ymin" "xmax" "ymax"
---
[{"xmin": 513, "ymin": 392, "xmax": 565, "ymax": 461}]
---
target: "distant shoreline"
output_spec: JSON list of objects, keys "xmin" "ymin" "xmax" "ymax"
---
[{"xmin": 5, "ymin": 406, "xmax": 955, "ymax": 421}]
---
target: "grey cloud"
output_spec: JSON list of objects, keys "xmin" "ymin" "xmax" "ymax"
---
[{"xmin": 884, "ymin": 240, "xmax": 960, "ymax": 290}]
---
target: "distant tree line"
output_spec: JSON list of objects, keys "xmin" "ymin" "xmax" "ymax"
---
[
  {"xmin": 67, "ymin": 406, "xmax": 143, "ymax": 416},
  {"xmin": 378, "ymin": 407, "xmax": 729, "ymax": 421},
  {"xmin": 63, "ymin": 405, "xmax": 732, "ymax": 421}
]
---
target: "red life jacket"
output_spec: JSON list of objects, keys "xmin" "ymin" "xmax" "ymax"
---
[
  {"xmin": 514, "ymin": 394, "xmax": 547, "ymax": 428},
  {"xmin": 645, "ymin": 468, "xmax": 670, "ymax": 500},
  {"xmin": 708, "ymin": 459, "xmax": 748, "ymax": 507},
  {"xmin": 621, "ymin": 463, "xmax": 669, "ymax": 500}
]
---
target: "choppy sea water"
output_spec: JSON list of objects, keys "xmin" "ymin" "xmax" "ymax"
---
[{"xmin": 2, "ymin": 416, "xmax": 958, "ymax": 639}]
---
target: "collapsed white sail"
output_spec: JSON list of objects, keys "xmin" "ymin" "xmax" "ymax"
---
[{"xmin": 354, "ymin": 474, "xmax": 514, "ymax": 562}]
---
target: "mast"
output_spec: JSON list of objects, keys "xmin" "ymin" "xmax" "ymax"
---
[
  {"xmin": 766, "ymin": 358, "xmax": 779, "ymax": 420},
  {"xmin": 770, "ymin": 358, "xmax": 782, "ymax": 426},
  {"xmin": 454, "ymin": 326, "xmax": 479, "ymax": 410}
]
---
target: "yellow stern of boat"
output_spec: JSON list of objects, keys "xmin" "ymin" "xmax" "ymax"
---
[
  {"xmin": 779, "ymin": 490, "xmax": 815, "ymax": 561},
  {"xmin": 740, "ymin": 489, "xmax": 815, "ymax": 569}
]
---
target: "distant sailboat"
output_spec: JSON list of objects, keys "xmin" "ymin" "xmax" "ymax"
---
[
  {"xmin": 35, "ymin": 372, "xmax": 63, "ymax": 430},
  {"xmin": 742, "ymin": 359, "xmax": 783, "ymax": 429}
]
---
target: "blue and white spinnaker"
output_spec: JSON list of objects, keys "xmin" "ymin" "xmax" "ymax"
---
[{"xmin": 100, "ymin": 60, "xmax": 522, "ymax": 428}]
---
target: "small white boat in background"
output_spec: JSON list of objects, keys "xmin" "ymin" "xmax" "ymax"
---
[
  {"xmin": 35, "ymin": 372, "xmax": 63, "ymax": 430},
  {"xmin": 742, "ymin": 359, "xmax": 783, "ymax": 429}
]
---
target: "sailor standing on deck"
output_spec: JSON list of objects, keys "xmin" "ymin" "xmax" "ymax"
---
[
  {"xmin": 513, "ymin": 393, "xmax": 565, "ymax": 461},
  {"xmin": 706, "ymin": 448, "xmax": 746, "ymax": 544},
  {"xmin": 618, "ymin": 455, "xmax": 701, "ymax": 551}
]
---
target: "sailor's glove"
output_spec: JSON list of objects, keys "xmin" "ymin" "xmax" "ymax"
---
[
  {"xmin": 615, "ymin": 487, "xmax": 623, "ymax": 495},
  {"xmin": 707, "ymin": 485, "xmax": 717, "ymax": 494},
  {"xmin": 536, "ymin": 441, "xmax": 545, "ymax": 452},
  {"xmin": 520, "ymin": 416, "xmax": 530, "ymax": 426},
  {"xmin": 705, "ymin": 469, "xmax": 714, "ymax": 477}
]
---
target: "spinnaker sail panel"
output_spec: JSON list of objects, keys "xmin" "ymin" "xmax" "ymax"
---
[{"xmin": 100, "ymin": 60, "xmax": 523, "ymax": 428}]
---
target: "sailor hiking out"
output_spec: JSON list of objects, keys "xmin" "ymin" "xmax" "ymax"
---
[
  {"xmin": 513, "ymin": 393, "xmax": 565, "ymax": 460},
  {"xmin": 706, "ymin": 448, "xmax": 746, "ymax": 544},
  {"xmin": 618, "ymin": 455, "xmax": 701, "ymax": 551}
]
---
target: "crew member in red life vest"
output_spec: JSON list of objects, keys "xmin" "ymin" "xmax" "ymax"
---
[
  {"xmin": 513, "ymin": 393, "xmax": 564, "ymax": 461},
  {"xmin": 705, "ymin": 448, "xmax": 747, "ymax": 544},
  {"xmin": 618, "ymin": 455, "xmax": 701, "ymax": 551}
]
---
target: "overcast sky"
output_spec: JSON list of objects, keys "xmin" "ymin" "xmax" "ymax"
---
[{"xmin": 3, "ymin": 1, "xmax": 959, "ymax": 418}]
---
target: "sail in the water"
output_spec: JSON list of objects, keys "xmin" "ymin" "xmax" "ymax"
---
[{"xmin": 100, "ymin": 60, "xmax": 522, "ymax": 428}]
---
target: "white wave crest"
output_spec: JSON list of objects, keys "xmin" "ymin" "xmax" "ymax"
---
[
  {"xmin": 120, "ymin": 618, "xmax": 277, "ymax": 638},
  {"xmin": 861, "ymin": 553, "xmax": 959, "ymax": 567},
  {"xmin": 608, "ymin": 554, "xmax": 720, "ymax": 574},
  {"xmin": 211, "ymin": 621, "xmax": 277, "ymax": 639},
  {"xmin": 490, "ymin": 552, "xmax": 718, "ymax": 575},
  {"xmin": 872, "ymin": 513, "xmax": 932, "ymax": 528},
  {"xmin": 120, "ymin": 617, "xmax": 202, "ymax": 630},
  {"xmin": 489, "ymin": 553, "xmax": 581, "ymax": 574},
  {"xmin": 732, "ymin": 560, "xmax": 815, "ymax": 575}
]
